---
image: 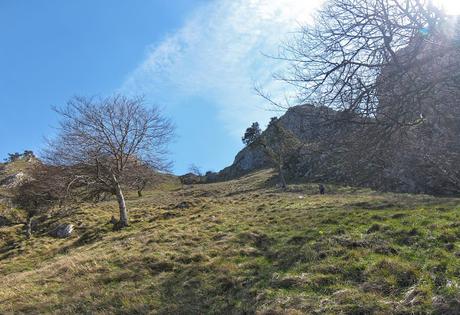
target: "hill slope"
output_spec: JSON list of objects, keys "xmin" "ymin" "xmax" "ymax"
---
[{"xmin": 1, "ymin": 170, "xmax": 460, "ymax": 314}]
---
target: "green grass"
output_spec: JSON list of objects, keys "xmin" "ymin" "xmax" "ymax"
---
[{"xmin": 1, "ymin": 169, "xmax": 460, "ymax": 314}]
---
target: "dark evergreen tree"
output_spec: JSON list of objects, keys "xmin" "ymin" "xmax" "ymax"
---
[{"xmin": 242, "ymin": 122, "xmax": 261, "ymax": 146}]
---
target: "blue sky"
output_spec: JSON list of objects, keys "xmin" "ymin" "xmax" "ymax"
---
[{"xmin": 0, "ymin": 0, "xmax": 321, "ymax": 174}]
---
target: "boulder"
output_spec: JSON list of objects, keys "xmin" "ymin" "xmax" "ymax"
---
[{"xmin": 50, "ymin": 224, "xmax": 74, "ymax": 238}]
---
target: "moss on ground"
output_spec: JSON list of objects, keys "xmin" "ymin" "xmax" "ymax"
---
[{"xmin": 1, "ymin": 169, "xmax": 460, "ymax": 314}]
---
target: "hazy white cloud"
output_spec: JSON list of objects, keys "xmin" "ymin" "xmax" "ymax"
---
[{"xmin": 122, "ymin": 0, "xmax": 323, "ymax": 136}]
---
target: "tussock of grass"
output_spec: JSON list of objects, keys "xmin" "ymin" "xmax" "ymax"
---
[{"xmin": 1, "ymin": 169, "xmax": 460, "ymax": 314}]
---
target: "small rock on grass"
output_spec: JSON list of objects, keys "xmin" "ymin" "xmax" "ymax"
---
[{"xmin": 50, "ymin": 224, "xmax": 74, "ymax": 238}]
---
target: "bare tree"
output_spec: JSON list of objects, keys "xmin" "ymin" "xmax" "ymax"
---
[
  {"xmin": 282, "ymin": 0, "xmax": 446, "ymax": 129},
  {"xmin": 258, "ymin": 118, "xmax": 303, "ymax": 190},
  {"xmin": 45, "ymin": 95, "xmax": 174, "ymax": 228},
  {"xmin": 188, "ymin": 164, "xmax": 203, "ymax": 176},
  {"xmin": 13, "ymin": 164, "xmax": 66, "ymax": 238},
  {"xmin": 124, "ymin": 161, "xmax": 160, "ymax": 197},
  {"xmin": 261, "ymin": 0, "xmax": 460, "ymax": 194}
]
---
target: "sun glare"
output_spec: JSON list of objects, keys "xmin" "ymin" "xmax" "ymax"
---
[{"xmin": 435, "ymin": 0, "xmax": 460, "ymax": 16}]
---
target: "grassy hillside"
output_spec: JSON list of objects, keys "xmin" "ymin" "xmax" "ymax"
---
[{"xmin": 1, "ymin": 170, "xmax": 460, "ymax": 314}]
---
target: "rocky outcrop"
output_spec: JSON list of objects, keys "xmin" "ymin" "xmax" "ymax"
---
[
  {"xmin": 372, "ymin": 18, "xmax": 460, "ymax": 194},
  {"xmin": 209, "ymin": 18, "xmax": 460, "ymax": 195},
  {"xmin": 217, "ymin": 144, "xmax": 272, "ymax": 180},
  {"xmin": 210, "ymin": 104, "xmax": 344, "ymax": 181},
  {"xmin": 213, "ymin": 52, "xmax": 460, "ymax": 195},
  {"xmin": 179, "ymin": 173, "xmax": 204, "ymax": 185},
  {"xmin": 0, "ymin": 172, "xmax": 26, "ymax": 188},
  {"xmin": 0, "ymin": 154, "xmax": 38, "ymax": 189}
]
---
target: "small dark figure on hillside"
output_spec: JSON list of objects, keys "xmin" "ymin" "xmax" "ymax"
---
[{"xmin": 319, "ymin": 184, "xmax": 325, "ymax": 195}]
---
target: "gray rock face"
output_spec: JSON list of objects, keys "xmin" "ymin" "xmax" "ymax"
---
[
  {"xmin": 0, "ymin": 172, "xmax": 26, "ymax": 188},
  {"xmin": 217, "ymin": 145, "xmax": 272, "ymax": 180},
  {"xmin": 212, "ymin": 104, "xmax": 333, "ymax": 181},
  {"xmin": 214, "ymin": 88, "xmax": 460, "ymax": 195},
  {"xmin": 373, "ymin": 23, "xmax": 460, "ymax": 194},
  {"xmin": 50, "ymin": 224, "xmax": 74, "ymax": 238}
]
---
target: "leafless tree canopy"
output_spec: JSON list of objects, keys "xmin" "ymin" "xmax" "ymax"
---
[
  {"xmin": 257, "ymin": 118, "xmax": 303, "ymax": 189},
  {"xmin": 47, "ymin": 95, "xmax": 172, "ymax": 169},
  {"xmin": 258, "ymin": 0, "xmax": 460, "ymax": 194},
  {"xmin": 282, "ymin": 0, "xmax": 447, "ymax": 127},
  {"xmin": 188, "ymin": 164, "xmax": 203, "ymax": 176},
  {"xmin": 45, "ymin": 94, "xmax": 174, "ymax": 227},
  {"xmin": 13, "ymin": 163, "xmax": 68, "ymax": 238}
]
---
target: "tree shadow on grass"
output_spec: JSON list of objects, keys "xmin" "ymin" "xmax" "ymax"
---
[{"xmin": 58, "ymin": 226, "xmax": 109, "ymax": 254}]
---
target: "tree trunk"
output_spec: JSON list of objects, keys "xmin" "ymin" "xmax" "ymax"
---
[
  {"xmin": 25, "ymin": 216, "xmax": 33, "ymax": 239},
  {"xmin": 114, "ymin": 182, "xmax": 129, "ymax": 227},
  {"xmin": 278, "ymin": 164, "xmax": 287, "ymax": 190}
]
